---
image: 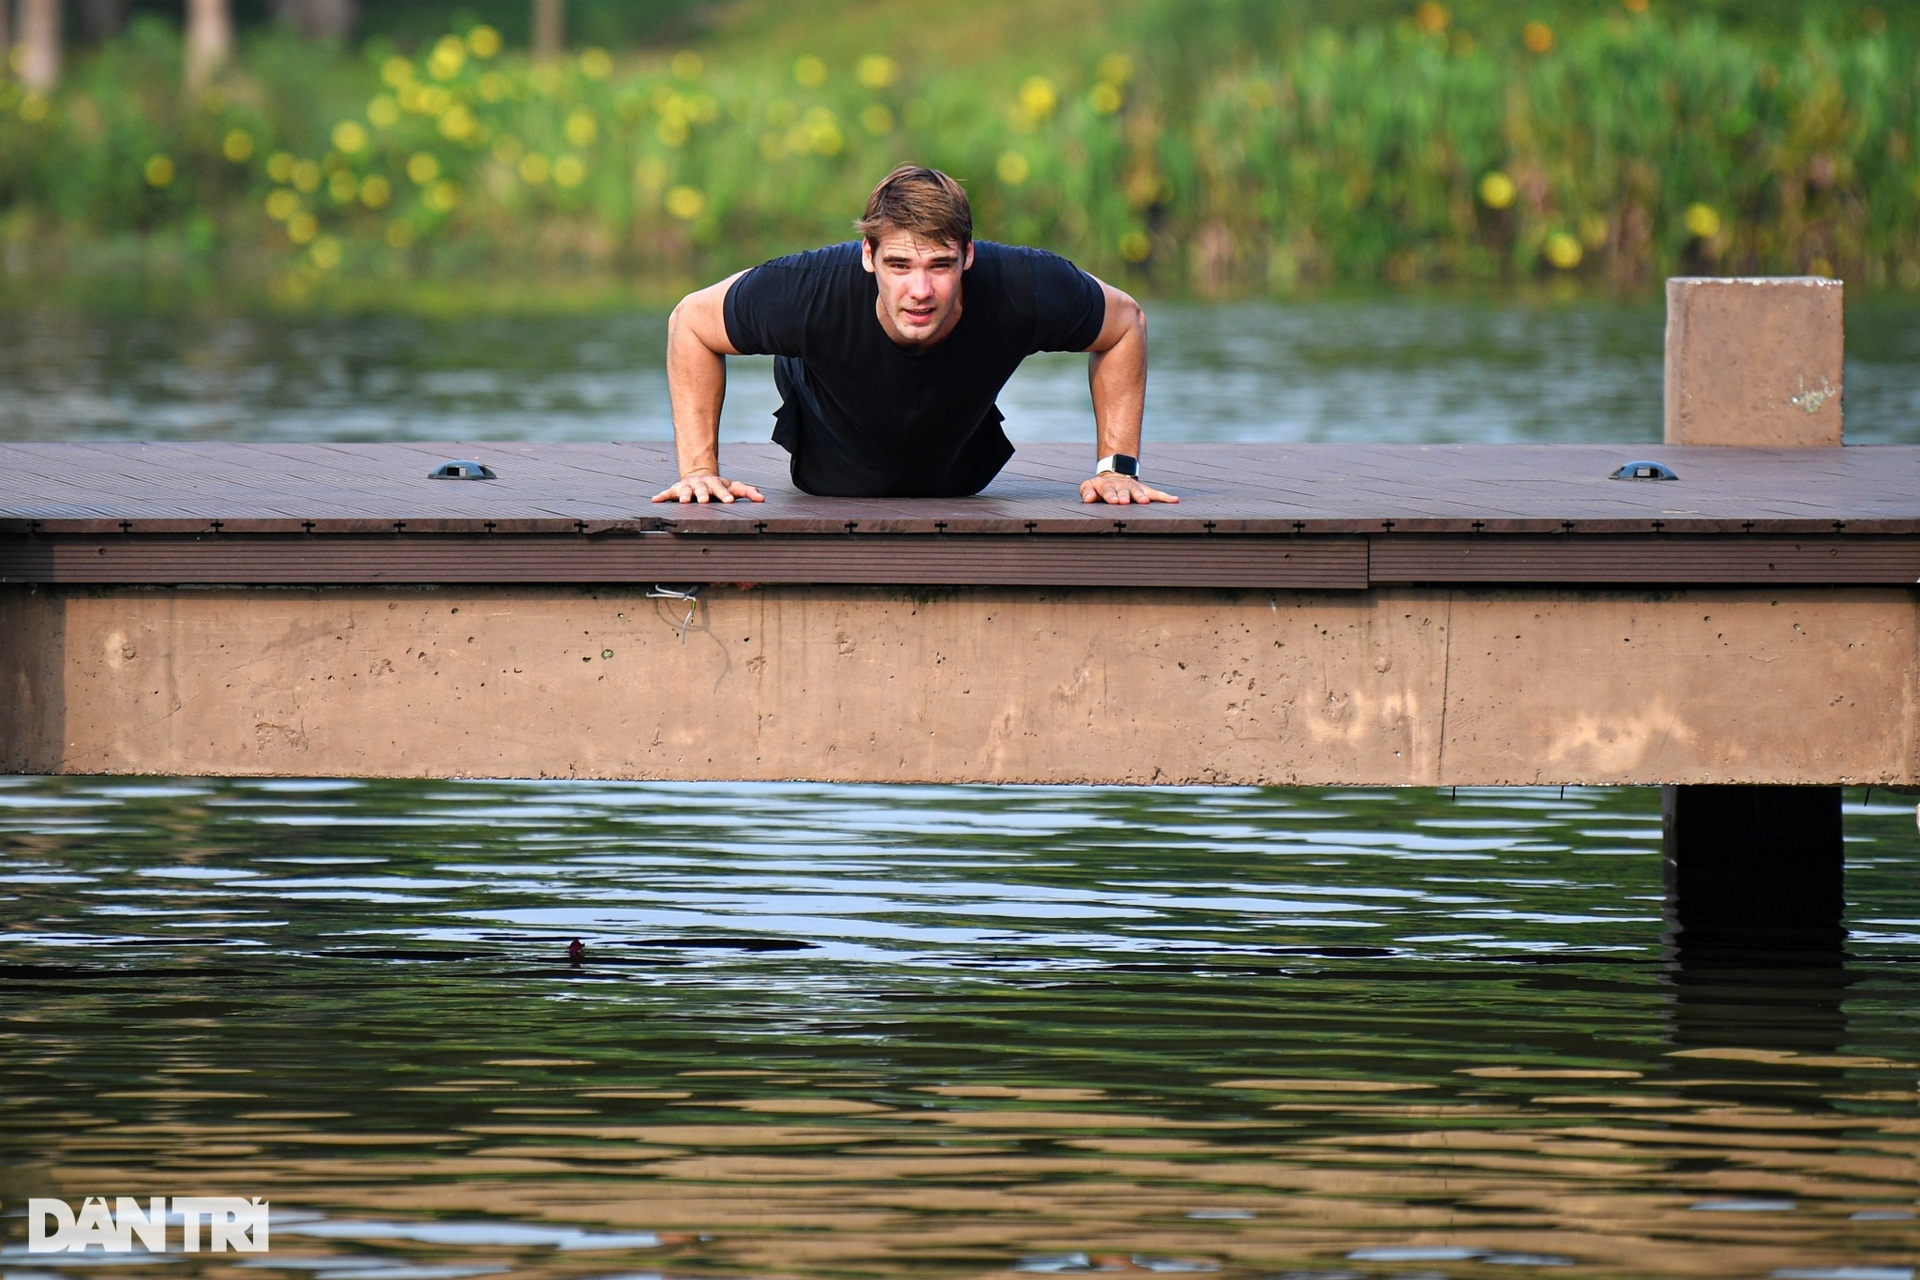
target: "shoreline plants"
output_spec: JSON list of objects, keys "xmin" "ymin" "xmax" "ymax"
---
[{"xmin": 0, "ymin": 1, "xmax": 1914, "ymax": 301}]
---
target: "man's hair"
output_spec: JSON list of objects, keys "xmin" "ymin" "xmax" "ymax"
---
[{"xmin": 855, "ymin": 164, "xmax": 972, "ymax": 250}]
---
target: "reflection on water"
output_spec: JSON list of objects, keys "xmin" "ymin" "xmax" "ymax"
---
[
  {"xmin": 2, "ymin": 298, "xmax": 1918, "ymax": 446},
  {"xmin": 2, "ymin": 780, "xmax": 1914, "ymax": 1278}
]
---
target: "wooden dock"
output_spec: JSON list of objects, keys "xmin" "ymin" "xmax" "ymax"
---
[
  {"xmin": 4, "ymin": 440, "xmax": 1919, "ymax": 589},
  {"xmin": 1, "ymin": 438, "xmax": 1916, "ymax": 794}
]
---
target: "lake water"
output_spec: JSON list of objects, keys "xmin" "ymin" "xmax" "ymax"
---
[{"xmin": 2, "ymin": 298, "xmax": 1917, "ymax": 1280}]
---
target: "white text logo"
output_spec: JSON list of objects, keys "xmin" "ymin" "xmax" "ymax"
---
[{"xmin": 27, "ymin": 1197, "xmax": 269, "ymax": 1253}]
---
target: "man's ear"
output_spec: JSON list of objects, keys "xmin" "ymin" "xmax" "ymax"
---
[
  {"xmin": 861, "ymin": 239, "xmax": 875, "ymax": 274},
  {"xmin": 962, "ymin": 242, "xmax": 975, "ymax": 271}
]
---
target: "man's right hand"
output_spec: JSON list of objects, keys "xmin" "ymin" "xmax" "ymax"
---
[{"xmin": 652, "ymin": 473, "xmax": 765, "ymax": 504}]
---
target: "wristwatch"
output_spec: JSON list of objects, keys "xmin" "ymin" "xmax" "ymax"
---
[{"xmin": 1095, "ymin": 453, "xmax": 1139, "ymax": 479}]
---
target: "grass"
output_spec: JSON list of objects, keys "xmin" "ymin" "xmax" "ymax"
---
[{"xmin": 0, "ymin": 0, "xmax": 1914, "ymax": 306}]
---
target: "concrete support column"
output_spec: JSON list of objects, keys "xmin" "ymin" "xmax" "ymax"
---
[
  {"xmin": 1663, "ymin": 276, "xmax": 1848, "ymax": 956},
  {"xmin": 1664, "ymin": 276, "xmax": 1843, "ymax": 446},
  {"xmin": 1661, "ymin": 785, "xmax": 1845, "ymax": 954}
]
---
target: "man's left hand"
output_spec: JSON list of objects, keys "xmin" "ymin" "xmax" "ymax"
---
[{"xmin": 1080, "ymin": 473, "xmax": 1179, "ymax": 505}]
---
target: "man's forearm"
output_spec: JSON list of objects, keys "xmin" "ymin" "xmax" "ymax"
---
[
  {"xmin": 666, "ymin": 307, "xmax": 728, "ymax": 477},
  {"xmin": 1088, "ymin": 310, "xmax": 1146, "ymax": 458}
]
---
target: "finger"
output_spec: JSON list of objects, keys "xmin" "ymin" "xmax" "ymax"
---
[{"xmin": 1080, "ymin": 478, "xmax": 1100, "ymax": 503}]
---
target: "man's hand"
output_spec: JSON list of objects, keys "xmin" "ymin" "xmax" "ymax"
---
[
  {"xmin": 1080, "ymin": 472, "xmax": 1178, "ymax": 505},
  {"xmin": 653, "ymin": 473, "xmax": 765, "ymax": 504}
]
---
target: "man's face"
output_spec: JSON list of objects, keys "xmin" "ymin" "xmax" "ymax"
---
[{"xmin": 862, "ymin": 228, "xmax": 974, "ymax": 349}]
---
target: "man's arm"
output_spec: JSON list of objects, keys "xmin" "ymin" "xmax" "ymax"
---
[
  {"xmin": 652, "ymin": 270, "xmax": 764, "ymax": 504},
  {"xmin": 1081, "ymin": 276, "xmax": 1177, "ymax": 505}
]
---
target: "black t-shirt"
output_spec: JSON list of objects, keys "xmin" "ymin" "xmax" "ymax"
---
[{"xmin": 723, "ymin": 240, "xmax": 1106, "ymax": 497}]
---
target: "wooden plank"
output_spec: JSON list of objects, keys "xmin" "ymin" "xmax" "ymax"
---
[
  {"xmin": 0, "ymin": 532, "xmax": 1370, "ymax": 590},
  {"xmin": 2, "ymin": 442, "xmax": 1919, "ymax": 535},
  {"xmin": 1368, "ymin": 535, "xmax": 1920, "ymax": 584}
]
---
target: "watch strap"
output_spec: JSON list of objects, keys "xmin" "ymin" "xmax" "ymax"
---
[{"xmin": 1095, "ymin": 453, "xmax": 1139, "ymax": 478}]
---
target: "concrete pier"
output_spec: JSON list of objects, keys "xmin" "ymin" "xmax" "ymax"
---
[{"xmin": 1662, "ymin": 277, "xmax": 1853, "ymax": 950}]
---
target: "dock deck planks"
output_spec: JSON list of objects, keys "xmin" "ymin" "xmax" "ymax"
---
[{"xmin": 2, "ymin": 441, "xmax": 1919, "ymax": 587}]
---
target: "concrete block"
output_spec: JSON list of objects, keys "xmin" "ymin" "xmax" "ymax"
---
[{"xmin": 1664, "ymin": 276, "xmax": 1843, "ymax": 446}]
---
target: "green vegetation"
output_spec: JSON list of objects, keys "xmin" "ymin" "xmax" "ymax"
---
[{"xmin": 0, "ymin": 0, "xmax": 1915, "ymax": 302}]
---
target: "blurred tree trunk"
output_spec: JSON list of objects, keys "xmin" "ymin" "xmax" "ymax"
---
[
  {"xmin": 184, "ymin": 0, "xmax": 230, "ymax": 94},
  {"xmin": 533, "ymin": 0, "xmax": 563, "ymax": 60},
  {"xmin": 271, "ymin": 0, "xmax": 354, "ymax": 40},
  {"xmin": 77, "ymin": 0, "xmax": 126, "ymax": 42},
  {"xmin": 18, "ymin": 0, "xmax": 59, "ymax": 92}
]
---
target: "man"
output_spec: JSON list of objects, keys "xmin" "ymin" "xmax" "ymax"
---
[{"xmin": 652, "ymin": 164, "xmax": 1177, "ymax": 506}]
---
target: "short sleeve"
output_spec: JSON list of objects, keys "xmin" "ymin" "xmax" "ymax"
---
[
  {"xmin": 1026, "ymin": 249, "xmax": 1106, "ymax": 352},
  {"xmin": 722, "ymin": 261, "xmax": 801, "ymax": 357},
  {"xmin": 723, "ymin": 244, "xmax": 857, "ymax": 357}
]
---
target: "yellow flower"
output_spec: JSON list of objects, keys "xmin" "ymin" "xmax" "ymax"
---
[
  {"xmin": 467, "ymin": 25, "xmax": 502, "ymax": 59},
  {"xmin": 368, "ymin": 95, "xmax": 401, "ymax": 128},
  {"xmin": 18, "ymin": 92, "xmax": 48, "ymax": 122},
  {"xmin": 634, "ymin": 156, "xmax": 667, "ymax": 191},
  {"xmin": 309, "ymin": 236, "xmax": 342, "ymax": 270},
  {"xmin": 287, "ymin": 212, "xmax": 318, "ymax": 245},
  {"xmin": 656, "ymin": 118, "xmax": 689, "ymax": 148},
  {"xmin": 477, "ymin": 71, "xmax": 510, "ymax": 103},
  {"xmin": 380, "ymin": 56, "xmax": 414, "ymax": 89},
  {"xmin": 359, "ymin": 175, "xmax": 392, "ymax": 209},
  {"xmin": 407, "ymin": 152, "xmax": 441, "ymax": 185},
  {"xmin": 1478, "ymin": 170, "xmax": 1517, "ymax": 209},
  {"xmin": 423, "ymin": 180, "xmax": 460, "ymax": 213},
  {"xmin": 1544, "ymin": 232, "xmax": 1583, "ymax": 269},
  {"xmin": 265, "ymin": 189, "xmax": 300, "ymax": 221},
  {"xmin": 1522, "ymin": 21, "xmax": 1554, "ymax": 53},
  {"xmin": 793, "ymin": 54, "xmax": 827, "ymax": 88},
  {"xmin": 803, "ymin": 106, "xmax": 842, "ymax": 155},
  {"xmin": 519, "ymin": 152, "xmax": 551, "ymax": 185},
  {"xmin": 1623, "ymin": 0, "xmax": 1648, "ymax": 11},
  {"xmin": 143, "ymin": 155, "xmax": 176, "ymax": 188},
  {"xmin": 580, "ymin": 48, "xmax": 614, "ymax": 79},
  {"xmin": 553, "ymin": 155, "xmax": 586, "ymax": 188},
  {"xmin": 291, "ymin": 159, "xmax": 322, "ymax": 193},
  {"xmin": 1018, "ymin": 76, "xmax": 1057, "ymax": 122},
  {"xmin": 491, "ymin": 134, "xmax": 524, "ymax": 164},
  {"xmin": 664, "ymin": 185, "xmax": 705, "ymax": 220},
  {"xmin": 670, "ymin": 50, "xmax": 703, "ymax": 80},
  {"xmin": 1089, "ymin": 82, "xmax": 1123, "ymax": 115},
  {"xmin": 438, "ymin": 104, "xmax": 477, "ymax": 142},
  {"xmin": 385, "ymin": 220, "xmax": 416, "ymax": 249},
  {"xmin": 222, "ymin": 129, "xmax": 254, "ymax": 163},
  {"xmin": 860, "ymin": 103, "xmax": 894, "ymax": 135},
  {"xmin": 328, "ymin": 170, "xmax": 357, "ymax": 204},
  {"xmin": 266, "ymin": 151, "xmax": 296, "ymax": 183},
  {"xmin": 332, "ymin": 120, "xmax": 369, "ymax": 154},
  {"xmin": 564, "ymin": 110, "xmax": 598, "ymax": 148},
  {"xmin": 428, "ymin": 36, "xmax": 466, "ymax": 81},
  {"xmin": 1119, "ymin": 230, "xmax": 1151, "ymax": 262},
  {"xmin": 996, "ymin": 151, "xmax": 1030, "ymax": 185},
  {"xmin": 856, "ymin": 55, "xmax": 897, "ymax": 89},
  {"xmin": 1414, "ymin": 2, "xmax": 1450, "ymax": 34},
  {"xmin": 1097, "ymin": 53, "xmax": 1134, "ymax": 85},
  {"xmin": 1684, "ymin": 203, "xmax": 1721, "ymax": 239}
]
